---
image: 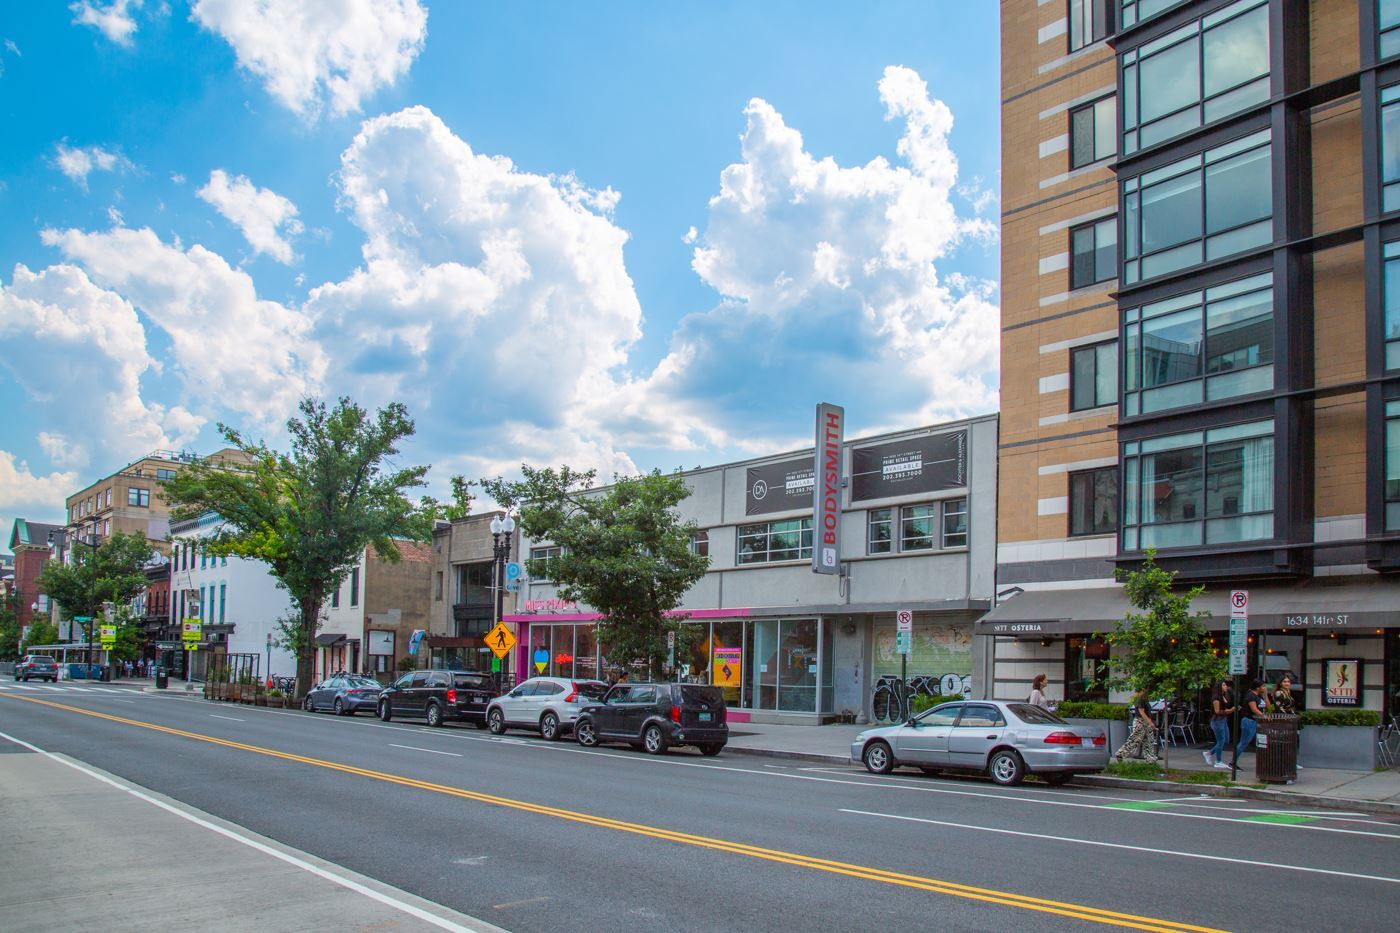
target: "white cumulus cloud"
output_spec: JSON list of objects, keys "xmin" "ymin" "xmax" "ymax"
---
[
  {"xmin": 0, "ymin": 451, "xmax": 78, "ymax": 540},
  {"xmin": 191, "ymin": 0, "xmax": 428, "ymax": 120},
  {"xmin": 197, "ymin": 169, "xmax": 304, "ymax": 264},
  {"xmin": 52, "ymin": 143, "xmax": 133, "ymax": 190},
  {"xmin": 39, "ymin": 226, "xmax": 326, "ymax": 431},
  {"xmin": 70, "ymin": 0, "xmax": 142, "ymax": 47}
]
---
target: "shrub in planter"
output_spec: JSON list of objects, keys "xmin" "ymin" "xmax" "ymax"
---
[
  {"xmin": 1297, "ymin": 708, "xmax": 1381, "ymax": 769},
  {"xmin": 910, "ymin": 693, "xmax": 964, "ymax": 714},
  {"xmin": 1056, "ymin": 701, "xmax": 1130, "ymax": 721},
  {"xmin": 1298, "ymin": 709, "xmax": 1380, "ymax": 727}
]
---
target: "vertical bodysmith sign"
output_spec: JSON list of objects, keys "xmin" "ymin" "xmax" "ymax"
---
[{"xmin": 813, "ymin": 403, "xmax": 844, "ymax": 575}]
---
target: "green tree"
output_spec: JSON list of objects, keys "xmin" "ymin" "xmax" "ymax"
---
[
  {"xmin": 1104, "ymin": 550, "xmax": 1226, "ymax": 767},
  {"xmin": 111, "ymin": 618, "xmax": 143, "ymax": 664},
  {"xmin": 483, "ymin": 466, "xmax": 710, "ymax": 679},
  {"xmin": 22, "ymin": 619, "xmax": 59, "ymax": 650},
  {"xmin": 37, "ymin": 530, "xmax": 155, "ymax": 624},
  {"xmin": 162, "ymin": 396, "xmax": 432, "ymax": 697},
  {"xmin": 0, "ymin": 596, "xmax": 20, "ymax": 659}
]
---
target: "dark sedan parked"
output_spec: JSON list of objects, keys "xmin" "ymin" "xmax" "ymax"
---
[
  {"xmin": 302, "ymin": 675, "xmax": 384, "ymax": 715},
  {"xmin": 376, "ymin": 670, "xmax": 499, "ymax": 728},
  {"xmin": 575, "ymin": 683, "xmax": 727, "ymax": 755}
]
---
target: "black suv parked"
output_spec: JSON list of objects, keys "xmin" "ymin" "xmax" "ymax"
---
[
  {"xmin": 574, "ymin": 683, "xmax": 727, "ymax": 755},
  {"xmin": 14, "ymin": 655, "xmax": 59, "ymax": 682},
  {"xmin": 376, "ymin": 670, "xmax": 499, "ymax": 728}
]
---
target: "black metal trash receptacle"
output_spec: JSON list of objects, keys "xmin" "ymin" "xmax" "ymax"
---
[
  {"xmin": 155, "ymin": 668, "xmax": 168, "ymax": 689},
  {"xmin": 1255, "ymin": 714, "xmax": 1299, "ymax": 783},
  {"xmin": 99, "ymin": 664, "xmax": 112, "ymax": 683}
]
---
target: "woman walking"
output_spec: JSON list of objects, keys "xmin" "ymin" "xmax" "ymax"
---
[
  {"xmin": 1205, "ymin": 679, "xmax": 1235, "ymax": 769},
  {"xmin": 1115, "ymin": 690, "xmax": 1159, "ymax": 763},
  {"xmin": 1028, "ymin": 674, "xmax": 1052, "ymax": 710}
]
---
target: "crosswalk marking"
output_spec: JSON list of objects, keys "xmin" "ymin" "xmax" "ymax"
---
[{"xmin": 0, "ymin": 683, "xmax": 151, "ymax": 696}]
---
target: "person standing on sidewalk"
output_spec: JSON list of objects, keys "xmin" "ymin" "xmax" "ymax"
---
[
  {"xmin": 1206, "ymin": 680, "xmax": 1235, "ymax": 769},
  {"xmin": 1235, "ymin": 679, "xmax": 1267, "ymax": 761},
  {"xmin": 1115, "ymin": 691, "xmax": 1159, "ymax": 763},
  {"xmin": 1028, "ymin": 674, "xmax": 1051, "ymax": 711}
]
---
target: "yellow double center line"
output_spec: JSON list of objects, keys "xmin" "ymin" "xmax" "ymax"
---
[{"xmin": 4, "ymin": 694, "xmax": 1224, "ymax": 933}]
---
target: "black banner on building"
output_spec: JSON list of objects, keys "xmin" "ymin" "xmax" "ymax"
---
[
  {"xmin": 850, "ymin": 430, "xmax": 967, "ymax": 502},
  {"xmin": 745, "ymin": 457, "xmax": 815, "ymax": 516}
]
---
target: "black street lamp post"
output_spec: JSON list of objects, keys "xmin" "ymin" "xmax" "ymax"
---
[{"xmin": 489, "ymin": 512, "xmax": 515, "ymax": 689}]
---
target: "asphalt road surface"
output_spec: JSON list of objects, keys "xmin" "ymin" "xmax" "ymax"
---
[{"xmin": 2, "ymin": 681, "xmax": 1398, "ymax": 932}]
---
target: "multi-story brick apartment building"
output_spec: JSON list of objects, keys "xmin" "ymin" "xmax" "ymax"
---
[
  {"xmin": 7, "ymin": 518, "xmax": 60, "ymax": 633},
  {"xmin": 983, "ymin": 0, "xmax": 1400, "ymax": 722}
]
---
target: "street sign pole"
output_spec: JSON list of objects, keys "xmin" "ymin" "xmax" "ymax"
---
[
  {"xmin": 896, "ymin": 610, "xmax": 913, "ymax": 718},
  {"xmin": 1229, "ymin": 590, "xmax": 1249, "ymax": 781}
]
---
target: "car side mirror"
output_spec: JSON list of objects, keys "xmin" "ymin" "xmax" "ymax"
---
[{"xmin": 906, "ymin": 718, "xmax": 920, "ymax": 728}]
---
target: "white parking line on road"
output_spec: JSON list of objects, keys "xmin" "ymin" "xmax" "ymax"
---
[
  {"xmin": 388, "ymin": 744, "xmax": 463, "ymax": 758},
  {"xmin": 841, "ymin": 808, "xmax": 1400, "ymax": 885},
  {"xmin": 210, "ymin": 715, "xmax": 245, "ymax": 722},
  {"xmin": 0, "ymin": 729, "xmax": 503, "ymax": 933}
]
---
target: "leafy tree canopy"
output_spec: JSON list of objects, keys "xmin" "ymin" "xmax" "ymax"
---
[
  {"xmin": 162, "ymin": 396, "xmax": 432, "ymax": 695},
  {"xmin": 482, "ymin": 466, "xmax": 710, "ymax": 678},
  {"xmin": 22, "ymin": 619, "xmax": 59, "ymax": 651},
  {"xmin": 37, "ymin": 530, "xmax": 155, "ymax": 620}
]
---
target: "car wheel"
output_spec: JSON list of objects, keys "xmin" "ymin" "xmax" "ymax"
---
[
  {"xmin": 425, "ymin": 703, "xmax": 444, "ymax": 728},
  {"xmin": 642, "ymin": 724, "xmax": 668, "ymax": 755},
  {"xmin": 334, "ymin": 698, "xmax": 346, "ymax": 716},
  {"xmin": 540, "ymin": 712, "xmax": 560, "ymax": 741},
  {"xmin": 487, "ymin": 708, "xmax": 506, "ymax": 735},
  {"xmin": 377, "ymin": 701, "xmax": 392, "ymax": 722},
  {"xmin": 575, "ymin": 718, "xmax": 599, "ymax": 747},
  {"xmin": 1041, "ymin": 772, "xmax": 1073, "ymax": 787},
  {"xmin": 699, "ymin": 744, "xmax": 723, "ymax": 757},
  {"xmin": 988, "ymin": 750, "xmax": 1026, "ymax": 787},
  {"xmin": 302, "ymin": 695, "xmax": 314, "ymax": 712},
  {"xmin": 862, "ymin": 740, "xmax": 895, "ymax": 775}
]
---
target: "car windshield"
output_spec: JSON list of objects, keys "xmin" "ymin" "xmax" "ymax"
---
[
  {"xmin": 453, "ymin": 674, "xmax": 493, "ymax": 689},
  {"xmin": 1008, "ymin": 703, "xmax": 1066, "ymax": 724},
  {"xmin": 577, "ymin": 682, "xmax": 608, "ymax": 700}
]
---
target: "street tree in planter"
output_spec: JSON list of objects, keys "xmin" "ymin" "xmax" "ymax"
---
[
  {"xmin": 1103, "ymin": 550, "xmax": 1225, "ymax": 769},
  {"xmin": 482, "ymin": 466, "xmax": 710, "ymax": 680},
  {"xmin": 163, "ymin": 397, "xmax": 434, "ymax": 699},
  {"xmin": 38, "ymin": 530, "xmax": 155, "ymax": 651}
]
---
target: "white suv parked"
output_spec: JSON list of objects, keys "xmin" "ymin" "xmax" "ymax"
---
[{"xmin": 486, "ymin": 677, "xmax": 609, "ymax": 740}]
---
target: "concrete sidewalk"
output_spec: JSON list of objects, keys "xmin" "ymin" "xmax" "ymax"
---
[
  {"xmin": 0, "ymin": 737, "xmax": 501, "ymax": 932},
  {"xmin": 723, "ymin": 720, "xmax": 1400, "ymax": 814}
]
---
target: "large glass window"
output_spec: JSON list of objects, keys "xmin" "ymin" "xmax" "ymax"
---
[
  {"xmin": 1071, "ymin": 341, "xmax": 1118, "ymax": 410},
  {"xmin": 1120, "ymin": 0, "xmax": 1188, "ymax": 29},
  {"xmin": 1122, "ymin": 129, "xmax": 1272, "ymax": 284},
  {"xmin": 1070, "ymin": 96, "xmax": 1116, "ymax": 169},
  {"xmin": 901, "ymin": 505, "xmax": 937, "ymax": 551},
  {"xmin": 1071, "ymin": 217, "xmax": 1117, "ymax": 288},
  {"xmin": 1069, "ymin": 467, "xmax": 1119, "ymax": 536},
  {"xmin": 1387, "ymin": 401, "xmax": 1400, "ymax": 531},
  {"xmin": 1123, "ymin": 272, "xmax": 1273, "ymax": 414},
  {"xmin": 868, "ymin": 508, "xmax": 893, "ymax": 554},
  {"xmin": 1121, "ymin": 0, "xmax": 1269, "ymax": 155},
  {"xmin": 528, "ymin": 545, "xmax": 562, "ymax": 580},
  {"xmin": 1120, "ymin": 419, "xmax": 1274, "ymax": 550},
  {"xmin": 1383, "ymin": 0, "xmax": 1400, "ymax": 60},
  {"xmin": 1069, "ymin": 0, "xmax": 1112, "ymax": 51},
  {"xmin": 942, "ymin": 498, "xmax": 969, "ymax": 548},
  {"xmin": 128, "ymin": 487, "xmax": 150, "ymax": 507},
  {"xmin": 687, "ymin": 530, "xmax": 709, "ymax": 557},
  {"xmin": 1384, "ymin": 86, "xmax": 1400, "ymax": 214},
  {"xmin": 737, "ymin": 518, "xmax": 813, "ymax": 564}
]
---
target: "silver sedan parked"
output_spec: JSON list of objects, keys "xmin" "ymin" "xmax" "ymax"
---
[{"xmin": 851, "ymin": 700, "xmax": 1106, "ymax": 786}]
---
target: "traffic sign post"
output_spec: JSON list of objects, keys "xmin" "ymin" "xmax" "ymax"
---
[
  {"xmin": 486, "ymin": 621, "xmax": 516, "ymax": 661},
  {"xmin": 896, "ymin": 610, "xmax": 912, "ymax": 715},
  {"xmin": 1229, "ymin": 590, "xmax": 1248, "ymax": 780}
]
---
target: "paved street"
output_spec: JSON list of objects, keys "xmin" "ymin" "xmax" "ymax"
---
[{"xmin": 2, "ymin": 684, "xmax": 1398, "ymax": 932}]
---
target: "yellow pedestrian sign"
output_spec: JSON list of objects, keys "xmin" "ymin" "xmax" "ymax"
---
[{"xmin": 486, "ymin": 621, "xmax": 516, "ymax": 659}]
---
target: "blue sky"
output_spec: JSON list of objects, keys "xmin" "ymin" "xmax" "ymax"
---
[{"xmin": 0, "ymin": 0, "xmax": 1000, "ymax": 543}]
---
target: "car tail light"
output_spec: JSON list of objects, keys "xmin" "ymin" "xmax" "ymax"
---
[
  {"xmin": 565, "ymin": 682, "xmax": 578, "ymax": 703},
  {"xmin": 670, "ymin": 705, "xmax": 682, "ymax": 723},
  {"xmin": 446, "ymin": 688, "xmax": 457, "ymax": 704},
  {"xmin": 1043, "ymin": 731, "xmax": 1082, "ymax": 745},
  {"xmin": 1093, "ymin": 735, "xmax": 1106, "ymax": 746}
]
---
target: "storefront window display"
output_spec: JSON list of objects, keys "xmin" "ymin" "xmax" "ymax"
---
[{"xmin": 1065, "ymin": 636, "xmax": 1110, "ymax": 701}]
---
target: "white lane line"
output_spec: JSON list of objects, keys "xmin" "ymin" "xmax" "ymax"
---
[
  {"xmin": 842, "ymin": 808, "xmax": 1400, "ymax": 886},
  {"xmin": 0, "ymin": 729, "xmax": 499, "ymax": 932},
  {"xmin": 389, "ymin": 744, "xmax": 463, "ymax": 758},
  {"xmin": 209, "ymin": 714, "xmax": 245, "ymax": 722}
]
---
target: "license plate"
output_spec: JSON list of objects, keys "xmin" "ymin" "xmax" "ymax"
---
[
  {"xmin": 1081, "ymin": 737, "xmax": 1093, "ymax": 747},
  {"xmin": 698, "ymin": 712, "xmax": 712, "ymax": 722}
]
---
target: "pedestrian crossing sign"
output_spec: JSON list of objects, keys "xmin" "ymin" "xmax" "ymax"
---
[{"xmin": 486, "ymin": 621, "xmax": 516, "ymax": 659}]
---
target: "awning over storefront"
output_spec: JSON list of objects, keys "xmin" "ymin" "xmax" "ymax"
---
[
  {"xmin": 314, "ymin": 633, "xmax": 347, "ymax": 647},
  {"xmin": 976, "ymin": 578, "xmax": 1400, "ymax": 635}
]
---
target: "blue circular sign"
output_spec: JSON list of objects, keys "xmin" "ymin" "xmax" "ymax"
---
[{"xmin": 505, "ymin": 561, "xmax": 523, "ymax": 580}]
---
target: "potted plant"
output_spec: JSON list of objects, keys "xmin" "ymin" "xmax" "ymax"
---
[
  {"xmin": 1297, "ymin": 709, "xmax": 1381, "ymax": 770},
  {"xmin": 1057, "ymin": 700, "xmax": 1132, "ymax": 750},
  {"xmin": 266, "ymin": 687, "xmax": 284, "ymax": 709}
]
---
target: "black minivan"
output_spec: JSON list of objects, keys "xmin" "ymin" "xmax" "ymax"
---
[
  {"xmin": 376, "ymin": 670, "xmax": 499, "ymax": 728},
  {"xmin": 574, "ymin": 683, "xmax": 727, "ymax": 755}
]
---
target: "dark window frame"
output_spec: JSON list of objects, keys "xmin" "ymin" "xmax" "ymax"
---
[
  {"xmin": 1070, "ymin": 340, "xmax": 1119, "ymax": 411},
  {"xmin": 1070, "ymin": 96, "xmax": 1116, "ymax": 169},
  {"xmin": 1068, "ymin": 466, "xmax": 1119, "ymax": 537},
  {"xmin": 1070, "ymin": 216, "xmax": 1117, "ymax": 289},
  {"xmin": 1067, "ymin": 0, "xmax": 1112, "ymax": 52},
  {"xmin": 1382, "ymin": 0, "xmax": 1400, "ymax": 61},
  {"xmin": 867, "ymin": 508, "xmax": 893, "ymax": 554}
]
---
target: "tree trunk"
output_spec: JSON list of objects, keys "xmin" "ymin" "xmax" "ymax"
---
[{"xmin": 295, "ymin": 594, "xmax": 319, "ymax": 700}]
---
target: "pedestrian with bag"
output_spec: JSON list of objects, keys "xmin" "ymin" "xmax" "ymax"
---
[
  {"xmin": 1235, "ymin": 678, "xmax": 1267, "ymax": 760},
  {"xmin": 1115, "ymin": 690, "xmax": 1159, "ymax": 763},
  {"xmin": 1206, "ymin": 679, "xmax": 1235, "ymax": 769}
]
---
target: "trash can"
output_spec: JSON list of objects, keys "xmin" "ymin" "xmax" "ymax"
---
[
  {"xmin": 100, "ymin": 664, "xmax": 112, "ymax": 683},
  {"xmin": 1255, "ymin": 714, "xmax": 1299, "ymax": 784},
  {"xmin": 155, "ymin": 668, "xmax": 169, "ymax": 689}
]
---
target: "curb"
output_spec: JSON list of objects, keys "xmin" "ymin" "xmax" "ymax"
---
[
  {"xmin": 724, "ymin": 746, "xmax": 850, "ymax": 766},
  {"xmin": 1076, "ymin": 773, "xmax": 1400, "ymax": 817}
]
